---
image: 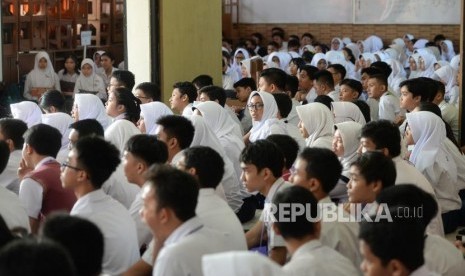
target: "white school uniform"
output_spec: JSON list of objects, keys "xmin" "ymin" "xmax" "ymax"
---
[
  {"xmin": 23, "ymin": 51, "xmax": 61, "ymax": 101},
  {"xmin": 280, "ymin": 118, "xmax": 306, "ymax": 150},
  {"xmin": 327, "ymin": 90, "xmax": 340, "ymax": 102},
  {"xmin": 139, "ymin": 101, "xmax": 173, "ymax": 135},
  {"xmin": 424, "ymin": 234, "xmax": 465, "ymax": 276},
  {"xmin": 104, "ymin": 119, "xmax": 141, "ymax": 155},
  {"xmin": 0, "ymin": 150, "xmax": 22, "ymax": 194},
  {"xmin": 0, "ymin": 186, "xmax": 30, "ymax": 232},
  {"xmin": 41, "ymin": 112, "xmax": 74, "ymax": 163},
  {"xmin": 74, "ymin": 59, "xmax": 107, "ymax": 100},
  {"xmin": 438, "ymin": 100, "xmax": 459, "ymax": 140},
  {"xmin": 10, "ymin": 101, "xmax": 42, "ymax": 128},
  {"xmin": 128, "ymin": 190, "xmax": 151, "ymax": 248},
  {"xmin": 295, "ymin": 102, "xmax": 334, "ymax": 149},
  {"xmin": 74, "ymin": 93, "xmax": 112, "ymax": 129},
  {"xmin": 182, "ymin": 103, "xmax": 194, "ymax": 117},
  {"xmin": 331, "ymin": 101, "xmax": 366, "ymax": 125},
  {"xmin": 378, "ymin": 91, "xmax": 401, "ymax": 122},
  {"xmin": 101, "ymin": 163, "xmax": 140, "ymax": 209},
  {"xmin": 248, "ymin": 91, "xmax": 287, "ymax": 142}
]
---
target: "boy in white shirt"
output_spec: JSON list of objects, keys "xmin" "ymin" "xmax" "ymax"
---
[{"xmin": 367, "ymin": 74, "xmax": 402, "ymax": 123}]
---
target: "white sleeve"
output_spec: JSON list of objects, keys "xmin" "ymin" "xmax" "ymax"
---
[
  {"xmin": 18, "ymin": 178, "xmax": 43, "ymax": 219},
  {"xmin": 24, "ymin": 73, "xmax": 33, "ymax": 100},
  {"xmin": 142, "ymin": 239, "xmax": 154, "ymax": 265},
  {"xmin": 378, "ymin": 96, "xmax": 396, "ymax": 121}
]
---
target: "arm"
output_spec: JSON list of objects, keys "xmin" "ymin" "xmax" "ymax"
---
[
  {"xmin": 269, "ymin": 246, "xmax": 287, "ymax": 265},
  {"xmin": 18, "ymin": 177, "xmax": 43, "ymax": 235},
  {"xmin": 54, "ymin": 73, "xmax": 61, "ymax": 91},
  {"xmin": 23, "ymin": 73, "xmax": 34, "ymax": 100},
  {"xmin": 245, "ymin": 220, "xmax": 263, "ymax": 249}
]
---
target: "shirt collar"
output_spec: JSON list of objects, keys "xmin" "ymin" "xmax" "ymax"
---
[
  {"xmin": 265, "ymin": 177, "xmax": 285, "ymax": 202},
  {"xmin": 292, "ymin": 239, "xmax": 323, "ymax": 259},
  {"xmin": 164, "ymin": 216, "xmax": 203, "ymax": 246},
  {"xmin": 35, "ymin": 156, "xmax": 56, "ymax": 170},
  {"xmin": 72, "ymin": 189, "xmax": 106, "ymax": 214}
]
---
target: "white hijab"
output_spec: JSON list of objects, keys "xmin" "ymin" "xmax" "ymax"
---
[
  {"xmin": 266, "ymin": 52, "xmax": 292, "ymax": 72},
  {"xmin": 248, "ymin": 91, "xmax": 284, "ymax": 142},
  {"xmin": 325, "ymin": 50, "xmax": 346, "ymax": 65},
  {"xmin": 29, "ymin": 51, "xmax": 57, "ymax": 86},
  {"xmin": 441, "ymin": 40, "xmax": 456, "ymax": 62},
  {"xmin": 104, "ymin": 119, "xmax": 141, "ymax": 154},
  {"xmin": 363, "ymin": 35, "xmax": 383, "ymax": 53},
  {"xmin": 408, "ymin": 54, "xmax": 421, "ymax": 79},
  {"xmin": 139, "ymin": 102, "xmax": 173, "ymax": 135},
  {"xmin": 435, "ymin": 65, "xmax": 457, "ymax": 95},
  {"xmin": 449, "ymin": 54, "xmax": 460, "ymax": 71},
  {"xmin": 296, "ymin": 102, "xmax": 334, "ymax": 148},
  {"xmin": 360, "ymin": 53, "xmax": 377, "ymax": 66},
  {"xmin": 335, "ymin": 121, "xmax": 363, "ymax": 177},
  {"xmin": 407, "ymin": 111, "xmax": 457, "ymax": 182},
  {"xmin": 74, "ymin": 94, "xmax": 111, "ymax": 129},
  {"xmin": 11, "ymin": 101, "xmax": 42, "ymax": 128},
  {"xmin": 41, "ymin": 112, "xmax": 74, "ymax": 150},
  {"xmin": 331, "ymin": 37, "xmax": 344, "ymax": 51},
  {"xmin": 413, "ymin": 39, "xmax": 429, "ymax": 49},
  {"xmin": 74, "ymin": 58, "xmax": 106, "ymax": 99},
  {"xmin": 416, "ymin": 49, "xmax": 437, "ymax": 78},
  {"xmin": 310, "ymin": 53, "xmax": 327, "ymax": 68},
  {"xmin": 240, "ymin": 58, "xmax": 252, "ymax": 78},
  {"xmin": 331, "ymin": 101, "xmax": 366, "ymax": 125},
  {"xmin": 345, "ymin": 43, "xmax": 360, "ymax": 62},
  {"xmin": 385, "ymin": 59, "xmax": 407, "ymax": 97}
]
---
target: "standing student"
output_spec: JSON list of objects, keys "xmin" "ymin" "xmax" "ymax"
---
[
  {"xmin": 366, "ymin": 74, "xmax": 402, "ymax": 123},
  {"xmin": 168, "ymin": 81, "xmax": 197, "ymax": 116},
  {"xmin": 73, "ymin": 58, "xmax": 106, "ymax": 100},
  {"xmin": 23, "ymin": 51, "xmax": 61, "ymax": 101}
]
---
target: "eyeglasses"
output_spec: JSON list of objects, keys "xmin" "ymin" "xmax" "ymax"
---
[
  {"xmin": 61, "ymin": 161, "xmax": 83, "ymax": 171},
  {"xmin": 247, "ymin": 103, "xmax": 264, "ymax": 110}
]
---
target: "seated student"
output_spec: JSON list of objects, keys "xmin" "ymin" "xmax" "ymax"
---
[
  {"xmin": 288, "ymin": 58, "xmax": 305, "ymax": 77},
  {"xmin": 74, "ymin": 59, "xmax": 107, "ymax": 100},
  {"xmin": 98, "ymin": 52, "xmax": 118, "ymax": 89},
  {"xmin": 272, "ymin": 93, "xmax": 305, "ymax": 150},
  {"xmin": 72, "ymin": 94, "xmax": 112, "ymax": 129},
  {"xmin": 359, "ymin": 67, "xmax": 382, "ymax": 120},
  {"xmin": 123, "ymin": 134, "xmax": 168, "ymax": 248},
  {"xmin": 313, "ymin": 70, "xmax": 339, "ymax": 102},
  {"xmin": 431, "ymin": 81, "xmax": 459, "ymax": 140},
  {"xmin": 296, "ymin": 102, "xmax": 334, "ymax": 149},
  {"xmin": 339, "ymin": 79, "xmax": 363, "ymax": 102},
  {"xmin": 435, "ymin": 64, "xmax": 459, "ymax": 107},
  {"xmin": 109, "ymin": 70, "xmax": 136, "ymax": 91},
  {"xmin": 399, "ymin": 78, "xmax": 432, "ymax": 113},
  {"xmin": 290, "ymin": 147, "xmax": 362, "ymax": 270},
  {"xmin": 134, "ymin": 82, "xmax": 161, "ymax": 103},
  {"xmin": 359, "ymin": 120, "xmax": 445, "ymax": 236},
  {"xmin": 23, "ymin": 51, "xmax": 61, "ymax": 101},
  {"xmin": 0, "ymin": 118, "xmax": 28, "ymax": 194},
  {"xmin": 169, "ymin": 81, "xmax": 197, "ymax": 116},
  {"xmin": 19, "ymin": 124, "xmax": 76, "ymax": 234},
  {"xmin": 274, "ymin": 186, "xmax": 360, "ymax": 276},
  {"xmin": 366, "ymin": 74, "xmax": 402, "ymax": 123},
  {"xmin": 298, "ymin": 65, "xmax": 319, "ymax": 103},
  {"xmin": 140, "ymin": 165, "xmax": 238, "ymax": 276},
  {"xmin": 242, "ymin": 140, "xmax": 291, "ymax": 265},
  {"xmin": 0, "ymin": 239, "xmax": 76, "ymax": 275},
  {"xmin": 376, "ymin": 185, "xmax": 465, "ymax": 276},
  {"xmin": 10, "ymin": 101, "xmax": 42, "ymax": 128},
  {"xmin": 222, "ymin": 57, "xmax": 235, "ymax": 90},
  {"xmin": 233, "ymin": 77, "xmax": 256, "ymax": 133},
  {"xmin": 57, "ymin": 54, "xmax": 80, "ymax": 95},
  {"xmin": 266, "ymin": 134, "xmax": 299, "ymax": 182},
  {"xmin": 331, "ymin": 101, "xmax": 367, "ymax": 125},
  {"xmin": 327, "ymin": 64, "xmax": 347, "ymax": 94},
  {"xmin": 42, "ymin": 214, "xmax": 104, "ymax": 276},
  {"xmin": 359, "ymin": 212, "xmax": 436, "ymax": 276},
  {"xmin": 352, "ymin": 100, "xmax": 371, "ymax": 123},
  {"xmin": 138, "ymin": 101, "xmax": 173, "ymax": 135},
  {"xmin": 0, "ymin": 141, "xmax": 30, "ymax": 232},
  {"xmin": 63, "ymin": 136, "xmax": 139, "ymax": 275}
]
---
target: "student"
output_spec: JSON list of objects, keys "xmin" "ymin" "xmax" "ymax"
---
[
  {"xmin": 298, "ymin": 65, "xmax": 319, "ymax": 103},
  {"xmin": 271, "ymin": 93, "xmax": 305, "ymax": 150},
  {"xmin": 68, "ymin": 119, "xmax": 104, "ymax": 150},
  {"xmin": 274, "ymin": 186, "xmax": 359, "ymax": 276},
  {"xmin": 242, "ymin": 140, "xmax": 291, "ymax": 265},
  {"xmin": 399, "ymin": 78, "xmax": 431, "ymax": 113},
  {"xmin": 310, "ymin": 53, "xmax": 328, "ymax": 70},
  {"xmin": 57, "ymin": 54, "xmax": 80, "ymax": 97},
  {"xmin": 339, "ymin": 79, "xmax": 363, "ymax": 101},
  {"xmin": 0, "ymin": 118, "xmax": 28, "ymax": 194},
  {"xmin": 98, "ymin": 52, "xmax": 117, "ymax": 89},
  {"xmin": 72, "ymin": 93, "xmax": 112, "ymax": 129},
  {"xmin": 233, "ymin": 77, "xmax": 256, "ymax": 133},
  {"xmin": 251, "ymin": 32, "xmax": 268, "ymax": 57},
  {"xmin": 435, "ymin": 64, "xmax": 459, "ymax": 107},
  {"xmin": 266, "ymin": 52, "xmax": 292, "ymax": 72},
  {"xmin": 23, "ymin": 51, "xmax": 61, "ymax": 101},
  {"xmin": 73, "ymin": 58, "xmax": 107, "ymax": 100},
  {"xmin": 169, "ymin": 81, "xmax": 197, "ymax": 116},
  {"xmin": 385, "ymin": 58, "xmax": 406, "ymax": 97},
  {"xmin": 109, "ymin": 70, "xmax": 136, "ymax": 91},
  {"xmin": 18, "ymin": 124, "xmax": 76, "ymax": 234},
  {"xmin": 93, "ymin": 50, "xmax": 105, "ymax": 71},
  {"xmin": 288, "ymin": 57, "xmax": 305, "ymax": 77},
  {"xmin": 431, "ymin": 81, "xmax": 459, "ymax": 140},
  {"xmin": 123, "ymin": 134, "xmax": 168, "ymax": 248},
  {"xmin": 42, "ymin": 214, "xmax": 105, "ymax": 276},
  {"xmin": 366, "ymin": 74, "xmax": 401, "ymax": 123},
  {"xmin": 62, "ymin": 136, "xmax": 139, "ymax": 275},
  {"xmin": 140, "ymin": 165, "xmax": 236, "ymax": 276},
  {"xmin": 331, "ymin": 101, "xmax": 366, "ymax": 125},
  {"xmin": 10, "ymin": 101, "xmax": 42, "ymax": 128},
  {"xmin": 313, "ymin": 70, "xmax": 339, "ymax": 101},
  {"xmin": 290, "ymin": 147, "xmax": 361, "ymax": 269},
  {"xmin": 266, "ymin": 134, "xmax": 299, "ymax": 181},
  {"xmin": 137, "ymin": 101, "xmax": 173, "ymax": 134},
  {"xmin": 133, "ymin": 82, "xmax": 161, "ymax": 103},
  {"xmin": 296, "ymin": 102, "xmax": 334, "ymax": 149},
  {"xmin": 192, "ymin": 74, "xmax": 214, "ymax": 91},
  {"xmin": 327, "ymin": 63, "xmax": 347, "ymax": 94}
]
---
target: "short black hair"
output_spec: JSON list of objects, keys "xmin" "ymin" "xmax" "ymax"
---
[
  {"xmin": 0, "ymin": 238, "xmax": 76, "ymax": 276},
  {"xmin": 313, "ymin": 70, "xmax": 335, "ymax": 88},
  {"xmin": 240, "ymin": 139, "xmax": 284, "ymax": 178},
  {"xmin": 39, "ymin": 90, "xmax": 65, "ymax": 112},
  {"xmin": 24, "ymin": 124, "xmax": 62, "ymax": 158},
  {"xmin": 301, "ymin": 32, "xmax": 314, "ymax": 40},
  {"xmin": 361, "ymin": 67, "xmax": 382, "ymax": 77},
  {"xmin": 125, "ymin": 134, "xmax": 168, "ymax": 165},
  {"xmin": 146, "ymin": 164, "xmax": 198, "ymax": 222},
  {"xmin": 100, "ymin": 52, "xmax": 114, "ymax": 61},
  {"xmin": 433, "ymin": 34, "xmax": 446, "ymax": 42},
  {"xmin": 272, "ymin": 32, "xmax": 284, "ymax": 40},
  {"xmin": 156, "ymin": 115, "xmax": 195, "ymax": 150},
  {"xmin": 173, "ymin": 81, "xmax": 197, "ymax": 103},
  {"xmin": 0, "ymin": 118, "xmax": 28, "ymax": 150},
  {"xmin": 327, "ymin": 63, "xmax": 346, "ymax": 79},
  {"xmin": 352, "ymin": 100, "xmax": 371, "ymax": 123},
  {"xmin": 273, "ymin": 186, "xmax": 319, "ymax": 239},
  {"xmin": 135, "ymin": 82, "xmax": 161, "ymax": 101},
  {"xmin": 361, "ymin": 120, "xmax": 401, "ymax": 157},
  {"xmin": 298, "ymin": 147, "xmax": 342, "ymax": 194},
  {"xmin": 111, "ymin": 70, "xmax": 136, "ymax": 90},
  {"xmin": 233, "ymin": 77, "xmax": 257, "ymax": 91},
  {"xmin": 340, "ymin": 79, "xmax": 363, "ymax": 96},
  {"xmin": 251, "ymin": 32, "xmax": 264, "ymax": 42},
  {"xmin": 302, "ymin": 51, "xmax": 314, "ymax": 63},
  {"xmin": 285, "ymin": 75, "xmax": 299, "ymax": 98},
  {"xmin": 368, "ymin": 74, "xmax": 388, "ymax": 87},
  {"xmin": 112, "ymin": 87, "xmax": 141, "ymax": 124},
  {"xmin": 351, "ymin": 151, "xmax": 396, "ymax": 188},
  {"xmin": 399, "ymin": 78, "xmax": 435, "ymax": 102},
  {"xmin": 198, "ymin": 85, "xmax": 227, "ymax": 107},
  {"xmin": 271, "ymin": 27, "xmax": 285, "ymax": 36},
  {"xmin": 42, "ymin": 214, "xmax": 104, "ymax": 276},
  {"xmin": 192, "ymin": 75, "xmax": 214, "ymax": 89},
  {"xmin": 300, "ymin": 65, "xmax": 319, "ymax": 80},
  {"xmin": 314, "ymin": 95, "xmax": 333, "ymax": 110},
  {"xmin": 272, "ymin": 93, "xmax": 292, "ymax": 118},
  {"xmin": 183, "ymin": 146, "xmax": 225, "ymax": 189},
  {"xmin": 287, "ymin": 39, "xmax": 300, "ymax": 49},
  {"xmin": 267, "ymin": 41, "xmax": 280, "ymax": 49},
  {"xmin": 0, "ymin": 141, "xmax": 9, "ymax": 174},
  {"xmin": 290, "ymin": 58, "xmax": 305, "ymax": 70},
  {"xmin": 370, "ymin": 61, "xmax": 392, "ymax": 79},
  {"xmin": 267, "ymin": 134, "xmax": 299, "ymax": 169},
  {"xmin": 69, "ymin": 119, "xmax": 104, "ymax": 138},
  {"xmin": 259, "ymin": 68, "xmax": 287, "ymax": 91},
  {"xmin": 74, "ymin": 136, "xmax": 120, "ymax": 189}
]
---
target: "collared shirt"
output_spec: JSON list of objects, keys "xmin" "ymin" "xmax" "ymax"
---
[
  {"xmin": 438, "ymin": 100, "xmax": 459, "ymax": 140},
  {"xmin": 283, "ymin": 239, "xmax": 360, "ymax": 276},
  {"xmin": 129, "ymin": 189, "xmax": 152, "ymax": 248},
  {"xmin": 327, "ymin": 90, "xmax": 340, "ymax": 102},
  {"xmin": 71, "ymin": 189, "xmax": 139, "ymax": 276},
  {"xmin": 0, "ymin": 186, "xmax": 30, "ymax": 232},
  {"xmin": 379, "ymin": 92, "xmax": 401, "ymax": 122},
  {"xmin": 0, "ymin": 150, "xmax": 22, "ymax": 194},
  {"xmin": 410, "ymin": 265, "xmax": 441, "ymax": 276},
  {"xmin": 98, "ymin": 66, "xmax": 117, "ymax": 89},
  {"xmin": 170, "ymin": 149, "xmax": 185, "ymax": 167},
  {"xmin": 182, "ymin": 103, "xmax": 194, "ymax": 117},
  {"xmin": 101, "ymin": 164, "xmax": 140, "ymax": 209},
  {"xmin": 424, "ymin": 234, "xmax": 465, "ymax": 276}
]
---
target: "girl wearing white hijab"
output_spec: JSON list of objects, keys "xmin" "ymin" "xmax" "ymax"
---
[
  {"xmin": 310, "ymin": 53, "xmax": 328, "ymax": 70},
  {"xmin": 296, "ymin": 102, "xmax": 334, "ymax": 149},
  {"xmin": 330, "ymin": 37, "xmax": 344, "ymax": 51},
  {"xmin": 72, "ymin": 93, "xmax": 111, "ymax": 129},
  {"xmin": 405, "ymin": 111, "xmax": 461, "ymax": 218},
  {"xmin": 385, "ymin": 58, "xmax": 407, "ymax": 97},
  {"xmin": 137, "ymin": 101, "xmax": 173, "ymax": 134},
  {"xmin": 408, "ymin": 54, "xmax": 421, "ymax": 79},
  {"xmin": 413, "ymin": 38, "xmax": 429, "ymax": 50},
  {"xmin": 246, "ymin": 91, "xmax": 286, "ymax": 143},
  {"xmin": 441, "ymin": 40, "xmax": 456, "ymax": 62},
  {"xmin": 449, "ymin": 54, "xmax": 460, "ymax": 71},
  {"xmin": 23, "ymin": 51, "xmax": 61, "ymax": 100},
  {"xmin": 330, "ymin": 121, "xmax": 363, "ymax": 202},
  {"xmin": 74, "ymin": 58, "xmax": 107, "ymax": 100},
  {"xmin": 240, "ymin": 58, "xmax": 253, "ymax": 78},
  {"xmin": 416, "ymin": 49, "xmax": 437, "ymax": 79},
  {"xmin": 10, "ymin": 101, "xmax": 42, "ymax": 128},
  {"xmin": 41, "ymin": 112, "xmax": 74, "ymax": 163},
  {"xmin": 266, "ymin": 52, "xmax": 292, "ymax": 72},
  {"xmin": 232, "ymin": 48, "xmax": 250, "ymax": 82},
  {"xmin": 435, "ymin": 65, "xmax": 459, "ymax": 106},
  {"xmin": 331, "ymin": 101, "xmax": 366, "ymax": 125}
]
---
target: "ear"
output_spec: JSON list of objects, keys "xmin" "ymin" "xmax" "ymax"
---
[
  {"xmin": 308, "ymin": 177, "xmax": 322, "ymax": 194},
  {"xmin": 117, "ymin": 104, "xmax": 126, "ymax": 113},
  {"xmin": 270, "ymin": 84, "xmax": 277, "ymax": 93},
  {"xmin": 413, "ymin": 95, "xmax": 421, "ymax": 103},
  {"xmin": 76, "ymin": 169, "xmax": 88, "ymax": 183},
  {"xmin": 49, "ymin": 106, "xmax": 57, "ymax": 113},
  {"xmin": 168, "ymin": 137, "xmax": 178, "ymax": 150},
  {"xmin": 25, "ymin": 144, "xmax": 34, "ymax": 155},
  {"xmin": 381, "ymin": 148, "xmax": 390, "ymax": 157},
  {"xmin": 371, "ymin": 180, "xmax": 383, "ymax": 195},
  {"xmin": 159, "ymin": 207, "xmax": 170, "ymax": 224},
  {"xmin": 182, "ymin": 94, "xmax": 188, "ymax": 102},
  {"xmin": 187, "ymin": 167, "xmax": 196, "ymax": 176},
  {"xmin": 262, "ymin": 167, "xmax": 273, "ymax": 181},
  {"xmin": 137, "ymin": 162, "xmax": 147, "ymax": 175},
  {"xmin": 5, "ymin": 139, "xmax": 14, "ymax": 152},
  {"xmin": 388, "ymin": 259, "xmax": 406, "ymax": 276}
]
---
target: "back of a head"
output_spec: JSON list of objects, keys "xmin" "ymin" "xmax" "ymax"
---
[
  {"xmin": 198, "ymin": 85, "xmax": 227, "ymax": 107},
  {"xmin": 370, "ymin": 61, "xmax": 392, "ymax": 79},
  {"xmin": 361, "ymin": 120, "xmax": 401, "ymax": 157},
  {"xmin": 266, "ymin": 134, "xmax": 299, "ymax": 170},
  {"xmin": 125, "ymin": 134, "xmax": 168, "ymax": 165},
  {"xmin": 192, "ymin": 75, "xmax": 214, "ymax": 90},
  {"xmin": 327, "ymin": 63, "xmax": 347, "ymax": 79},
  {"xmin": 173, "ymin": 81, "xmax": 197, "ymax": 104},
  {"xmin": 240, "ymin": 139, "xmax": 284, "ymax": 179},
  {"xmin": 340, "ymin": 79, "xmax": 363, "ymax": 97},
  {"xmin": 156, "ymin": 115, "xmax": 195, "ymax": 150},
  {"xmin": 298, "ymin": 147, "xmax": 342, "ymax": 194},
  {"xmin": 74, "ymin": 136, "xmax": 120, "ymax": 189},
  {"xmin": 314, "ymin": 95, "xmax": 333, "ymax": 110},
  {"xmin": 0, "ymin": 141, "xmax": 9, "ymax": 174},
  {"xmin": 146, "ymin": 164, "xmax": 199, "ymax": 222},
  {"xmin": 183, "ymin": 146, "xmax": 225, "ymax": 189},
  {"xmin": 24, "ymin": 124, "xmax": 62, "ymax": 158},
  {"xmin": 135, "ymin": 82, "xmax": 161, "ymax": 102},
  {"xmin": 260, "ymin": 68, "xmax": 287, "ymax": 91},
  {"xmin": 0, "ymin": 118, "xmax": 28, "ymax": 150},
  {"xmin": 233, "ymin": 77, "xmax": 257, "ymax": 91},
  {"xmin": 351, "ymin": 151, "xmax": 396, "ymax": 189},
  {"xmin": 113, "ymin": 87, "xmax": 141, "ymax": 123},
  {"xmin": 42, "ymin": 214, "xmax": 104, "ymax": 276},
  {"xmin": 351, "ymin": 100, "xmax": 371, "ymax": 123},
  {"xmin": 300, "ymin": 65, "xmax": 319, "ymax": 80},
  {"xmin": 273, "ymin": 185, "xmax": 319, "ymax": 239},
  {"xmin": 39, "ymin": 90, "xmax": 65, "ymax": 112},
  {"xmin": 111, "ymin": 70, "xmax": 136, "ymax": 90},
  {"xmin": 361, "ymin": 67, "xmax": 382, "ymax": 77},
  {"xmin": 285, "ymin": 75, "xmax": 299, "ymax": 98},
  {"xmin": 313, "ymin": 70, "xmax": 335, "ymax": 88},
  {"xmin": 69, "ymin": 119, "xmax": 104, "ymax": 138},
  {"xmin": 272, "ymin": 93, "xmax": 292, "ymax": 119},
  {"xmin": 0, "ymin": 238, "xmax": 76, "ymax": 276}
]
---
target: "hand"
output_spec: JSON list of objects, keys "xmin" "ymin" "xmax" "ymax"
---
[{"xmin": 17, "ymin": 158, "xmax": 33, "ymax": 180}]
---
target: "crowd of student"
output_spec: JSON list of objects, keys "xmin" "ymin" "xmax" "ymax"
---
[{"xmin": 0, "ymin": 27, "xmax": 465, "ymax": 276}]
